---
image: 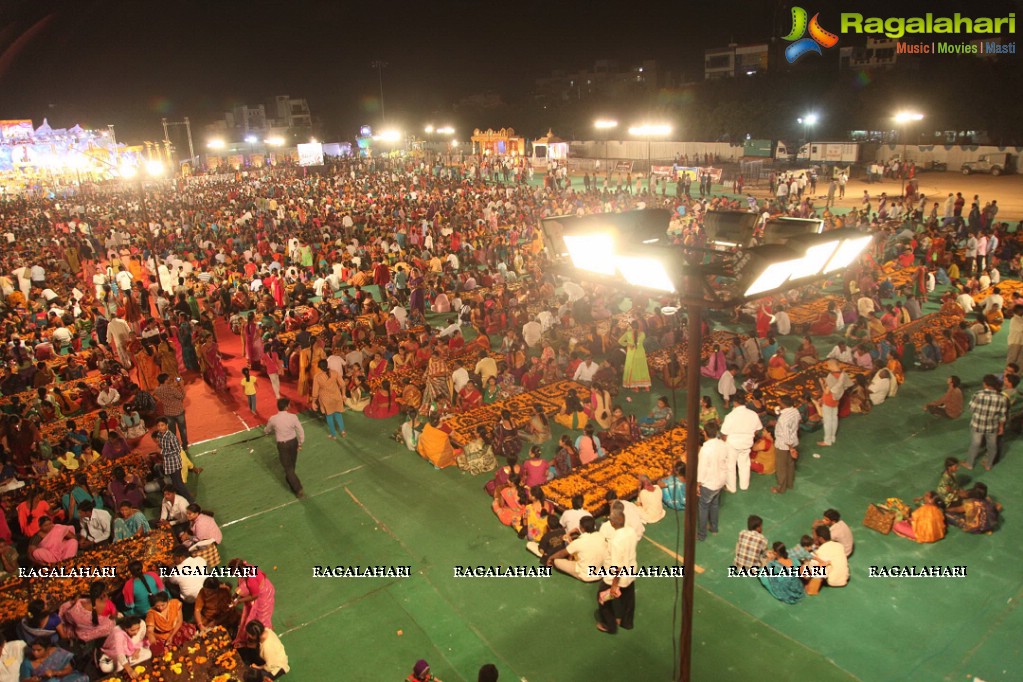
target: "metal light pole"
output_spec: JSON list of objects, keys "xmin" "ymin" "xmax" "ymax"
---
[{"xmin": 372, "ymin": 60, "xmax": 388, "ymax": 124}]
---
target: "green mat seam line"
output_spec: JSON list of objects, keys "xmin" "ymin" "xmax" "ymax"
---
[
  {"xmin": 951, "ymin": 582, "xmax": 1023, "ymax": 679},
  {"xmin": 697, "ymin": 584, "xmax": 864, "ymax": 681},
  {"xmin": 274, "ymin": 581, "xmax": 402, "ymax": 638},
  {"xmin": 219, "ymin": 470, "xmax": 368, "ymax": 528}
]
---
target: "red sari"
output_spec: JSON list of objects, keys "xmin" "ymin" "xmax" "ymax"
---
[{"xmin": 364, "ymin": 389, "xmax": 400, "ymax": 419}]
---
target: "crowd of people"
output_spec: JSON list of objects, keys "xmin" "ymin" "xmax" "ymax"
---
[{"xmin": 0, "ymin": 150, "xmax": 1017, "ymax": 676}]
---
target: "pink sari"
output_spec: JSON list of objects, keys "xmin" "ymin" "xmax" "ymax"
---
[
  {"xmin": 700, "ymin": 350, "xmax": 726, "ymax": 379},
  {"xmin": 233, "ymin": 569, "xmax": 276, "ymax": 647},
  {"xmin": 32, "ymin": 524, "xmax": 79, "ymax": 564}
]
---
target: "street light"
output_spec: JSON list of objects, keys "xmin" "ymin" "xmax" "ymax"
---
[
  {"xmin": 628, "ymin": 124, "xmax": 672, "ymax": 193},
  {"xmin": 544, "ymin": 211, "xmax": 871, "ymax": 682},
  {"xmin": 797, "ymin": 113, "xmax": 818, "ymax": 162},
  {"xmin": 264, "ymin": 136, "xmax": 285, "ymax": 147},
  {"xmin": 144, "ymin": 160, "xmax": 165, "ymax": 177},
  {"xmin": 435, "ymin": 126, "xmax": 455, "ymax": 135},
  {"xmin": 893, "ymin": 111, "xmax": 924, "ymax": 194},
  {"xmin": 207, "ymin": 138, "xmax": 226, "ymax": 150},
  {"xmin": 594, "ymin": 119, "xmax": 618, "ymax": 177},
  {"xmin": 373, "ymin": 130, "xmax": 402, "ymax": 143}
]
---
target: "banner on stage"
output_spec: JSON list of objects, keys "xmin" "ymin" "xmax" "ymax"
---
[
  {"xmin": 297, "ymin": 142, "xmax": 324, "ymax": 167},
  {"xmin": 0, "ymin": 120, "xmax": 33, "ymax": 142},
  {"xmin": 613, "ymin": 160, "xmax": 633, "ymax": 173}
]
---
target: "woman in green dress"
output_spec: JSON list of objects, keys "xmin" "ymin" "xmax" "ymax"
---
[{"xmin": 619, "ymin": 320, "xmax": 651, "ymax": 391}]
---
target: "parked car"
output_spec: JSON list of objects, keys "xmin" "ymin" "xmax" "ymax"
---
[{"xmin": 961, "ymin": 153, "xmax": 1012, "ymax": 176}]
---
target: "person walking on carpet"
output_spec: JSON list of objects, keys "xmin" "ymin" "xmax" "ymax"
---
[{"xmin": 264, "ymin": 398, "xmax": 305, "ymax": 498}]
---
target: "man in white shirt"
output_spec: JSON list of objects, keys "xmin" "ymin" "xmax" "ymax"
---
[
  {"xmin": 720, "ymin": 398, "xmax": 763, "ymax": 493},
  {"xmin": 697, "ymin": 422, "xmax": 728, "ymax": 540},
  {"xmin": 522, "ymin": 320, "xmax": 542, "ymax": 348},
  {"xmin": 772, "ymin": 395, "xmax": 801, "ymax": 494},
  {"xmin": 979, "ymin": 287, "xmax": 1004, "ymax": 314},
  {"xmin": 158, "ymin": 487, "xmax": 190, "ymax": 529},
  {"xmin": 548, "ymin": 516, "xmax": 606, "ymax": 582},
  {"xmin": 806, "ymin": 525, "xmax": 849, "ymax": 594},
  {"xmin": 77, "ymin": 502, "xmax": 112, "ymax": 548},
  {"xmin": 451, "ymin": 361, "xmax": 470, "ymax": 394},
  {"xmin": 596, "ymin": 503, "xmax": 640, "ymax": 633},
  {"xmin": 573, "ymin": 356, "xmax": 600, "ymax": 384},
  {"xmin": 718, "ymin": 365, "xmax": 737, "ymax": 403},
  {"xmin": 164, "ymin": 546, "xmax": 208, "ymax": 603},
  {"xmin": 956, "ymin": 288, "xmax": 976, "ymax": 314},
  {"xmin": 0, "ymin": 635, "xmax": 26, "ymax": 682},
  {"xmin": 772, "ymin": 306, "xmax": 791, "ymax": 336},
  {"xmin": 600, "ymin": 495, "xmax": 645, "ymax": 539},
  {"xmin": 558, "ymin": 495, "xmax": 593, "ymax": 533},
  {"xmin": 821, "ymin": 509, "xmax": 854, "ymax": 556},
  {"xmin": 826, "ymin": 341, "xmax": 853, "ymax": 364},
  {"xmin": 856, "ymin": 295, "xmax": 875, "ymax": 318}
]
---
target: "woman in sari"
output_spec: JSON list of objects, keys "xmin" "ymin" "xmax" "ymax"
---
[
  {"xmin": 893, "ymin": 491, "xmax": 946, "ymax": 543},
  {"xmin": 808, "ymin": 301, "xmax": 839, "ymax": 336},
  {"xmin": 491, "ymin": 475, "xmax": 525, "ymax": 530},
  {"xmin": 199, "ymin": 332, "xmax": 228, "ymax": 392},
  {"xmin": 588, "ymin": 383, "xmax": 614, "ymax": 430},
  {"xmin": 121, "ymin": 560, "xmax": 164, "ymax": 619},
  {"xmin": 985, "ymin": 303, "xmax": 1004, "ymax": 333},
  {"xmin": 598, "ymin": 406, "xmax": 636, "ymax": 453},
  {"xmin": 61, "ymin": 473, "xmax": 104, "ymax": 522},
  {"xmin": 619, "ymin": 320, "xmax": 651, "ymax": 391},
  {"xmin": 397, "ymin": 378, "xmax": 423, "ymax": 413},
  {"xmin": 456, "ymin": 426, "xmax": 496, "ymax": 475},
  {"xmin": 98, "ymin": 616, "xmax": 151, "ymax": 677},
  {"xmin": 750, "ymin": 428, "xmax": 776, "ymax": 475},
  {"xmin": 794, "ymin": 335, "xmax": 819, "ymax": 368},
  {"xmin": 19, "ymin": 641, "xmax": 88, "ymax": 682},
  {"xmin": 699, "ymin": 396, "xmax": 720, "ymax": 429},
  {"xmin": 420, "ymin": 349, "xmax": 452, "ymax": 415},
  {"xmin": 107, "ymin": 466, "xmax": 145, "ymax": 509},
  {"xmin": 946, "ymin": 483, "xmax": 1001, "ymax": 534},
  {"xmin": 145, "ymin": 591, "xmax": 195, "ymax": 655},
  {"xmin": 700, "ymin": 344, "xmax": 727, "ymax": 379},
  {"xmin": 521, "ymin": 446, "xmax": 550, "ymax": 487},
  {"xmin": 297, "ymin": 342, "xmax": 313, "ymax": 397},
  {"xmin": 365, "ymin": 379, "xmax": 399, "ymax": 419},
  {"xmin": 230, "ymin": 559, "xmax": 276, "ymax": 648},
  {"xmin": 758, "ymin": 543, "xmax": 805, "ymax": 604},
  {"xmin": 639, "ymin": 396, "xmax": 673, "ymax": 437},
  {"xmin": 766, "ymin": 347, "xmax": 790, "ymax": 382},
  {"xmin": 554, "ymin": 389, "xmax": 588, "ymax": 430},
  {"xmin": 521, "ymin": 403, "xmax": 551, "ymax": 444},
  {"xmin": 457, "ymin": 380, "xmax": 484, "ymax": 413},
  {"xmin": 57, "ymin": 582, "xmax": 117, "ymax": 643},
  {"xmin": 848, "ymin": 374, "xmax": 872, "ymax": 414},
  {"xmin": 482, "ymin": 377, "xmax": 501, "ymax": 404},
  {"xmin": 550, "ymin": 439, "xmax": 579, "ymax": 482},
  {"xmin": 132, "ymin": 341, "xmax": 160, "ymax": 391},
  {"xmin": 492, "ymin": 409, "xmax": 523, "ymax": 460},
  {"xmin": 367, "ymin": 352, "xmax": 389, "ymax": 382},
  {"xmin": 194, "ymin": 577, "xmax": 241, "ymax": 633},
  {"xmin": 243, "ymin": 312, "xmax": 263, "ymax": 369}
]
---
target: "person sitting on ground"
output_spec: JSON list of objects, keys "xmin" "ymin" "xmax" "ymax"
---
[
  {"xmin": 455, "ymin": 425, "xmax": 496, "ymax": 476},
  {"xmin": 946, "ymin": 483, "xmax": 1002, "ymax": 534},
  {"xmin": 734, "ymin": 515, "xmax": 768, "ymax": 570},
  {"xmin": 546, "ymin": 515, "xmax": 606, "ymax": 582},
  {"xmin": 817, "ymin": 509, "xmax": 854, "ymax": 557},
  {"xmin": 113, "ymin": 500, "xmax": 151, "ymax": 542},
  {"xmin": 144, "ymin": 591, "xmax": 195, "ymax": 656},
  {"xmin": 194, "ymin": 576, "xmax": 241, "ymax": 634},
  {"xmin": 937, "ymin": 457, "xmax": 966, "ymax": 507},
  {"xmin": 804, "ymin": 525, "xmax": 849, "ymax": 596},
  {"xmin": 758, "ymin": 542, "xmax": 806, "ymax": 604},
  {"xmin": 635, "ymin": 474, "xmax": 666, "ymax": 523},
  {"xmin": 658, "ymin": 461, "xmax": 686, "ymax": 511},
  {"xmin": 416, "ymin": 414, "xmax": 457, "ymax": 469},
  {"xmin": 924, "ymin": 375, "xmax": 964, "ymax": 419},
  {"xmin": 893, "ymin": 491, "xmax": 946, "ymax": 543},
  {"xmin": 98, "ymin": 615, "xmax": 151, "ymax": 677},
  {"xmin": 639, "ymin": 396, "xmax": 673, "ymax": 437}
]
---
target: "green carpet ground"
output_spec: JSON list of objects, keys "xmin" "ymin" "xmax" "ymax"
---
[{"xmin": 186, "ymin": 301, "xmax": 1022, "ymax": 682}]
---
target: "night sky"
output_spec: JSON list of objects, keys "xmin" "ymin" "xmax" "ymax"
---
[{"xmin": 0, "ymin": 0, "xmax": 1019, "ymax": 142}]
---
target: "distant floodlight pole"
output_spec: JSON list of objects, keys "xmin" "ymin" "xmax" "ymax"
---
[
  {"xmin": 797, "ymin": 113, "xmax": 818, "ymax": 162},
  {"xmin": 893, "ymin": 111, "xmax": 923, "ymax": 195},
  {"xmin": 372, "ymin": 60, "xmax": 388, "ymax": 125},
  {"xmin": 594, "ymin": 119, "xmax": 618, "ymax": 178},
  {"xmin": 629, "ymin": 124, "xmax": 672, "ymax": 193}
]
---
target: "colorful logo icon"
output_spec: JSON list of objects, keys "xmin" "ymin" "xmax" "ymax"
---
[{"xmin": 783, "ymin": 7, "xmax": 839, "ymax": 63}]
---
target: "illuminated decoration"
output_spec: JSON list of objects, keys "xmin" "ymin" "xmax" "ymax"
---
[
  {"xmin": 297, "ymin": 142, "xmax": 325, "ymax": 166},
  {"xmin": 532, "ymin": 129, "xmax": 569, "ymax": 161},
  {"xmin": 470, "ymin": 127, "xmax": 526, "ymax": 156}
]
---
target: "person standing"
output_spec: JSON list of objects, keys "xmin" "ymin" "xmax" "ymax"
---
[
  {"xmin": 1007, "ymin": 305, "xmax": 1023, "ymax": 366},
  {"xmin": 151, "ymin": 418, "xmax": 195, "ymax": 504},
  {"xmin": 696, "ymin": 421, "xmax": 728, "ymax": 540},
  {"xmin": 964, "ymin": 374, "xmax": 1008, "ymax": 471},
  {"xmin": 264, "ymin": 398, "xmax": 305, "ymax": 498},
  {"xmin": 153, "ymin": 373, "xmax": 189, "ymax": 450},
  {"xmin": 595, "ymin": 502, "xmax": 639, "ymax": 634},
  {"xmin": 312, "ymin": 360, "xmax": 347, "ymax": 440},
  {"xmin": 618, "ymin": 321, "xmax": 651, "ymax": 392},
  {"xmin": 720, "ymin": 397, "xmax": 763, "ymax": 492},
  {"xmin": 772, "ymin": 395, "xmax": 801, "ymax": 494},
  {"xmin": 240, "ymin": 367, "xmax": 258, "ymax": 415},
  {"xmin": 817, "ymin": 360, "xmax": 852, "ymax": 447}
]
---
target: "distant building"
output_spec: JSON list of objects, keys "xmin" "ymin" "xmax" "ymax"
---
[
  {"xmin": 704, "ymin": 43, "xmax": 769, "ymax": 79},
  {"xmin": 533, "ymin": 60, "xmax": 671, "ymax": 104},
  {"xmin": 839, "ymin": 38, "xmax": 899, "ymax": 70},
  {"xmin": 206, "ymin": 95, "xmax": 315, "ymax": 143}
]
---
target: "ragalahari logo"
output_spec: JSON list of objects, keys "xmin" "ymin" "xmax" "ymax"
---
[{"xmin": 783, "ymin": 7, "xmax": 840, "ymax": 63}]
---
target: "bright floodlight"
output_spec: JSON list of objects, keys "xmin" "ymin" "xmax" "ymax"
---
[
  {"xmin": 144, "ymin": 160, "xmax": 165, "ymax": 177},
  {"xmin": 119, "ymin": 164, "xmax": 137, "ymax": 179},
  {"xmin": 594, "ymin": 119, "xmax": 618, "ymax": 130},
  {"xmin": 628, "ymin": 124, "xmax": 672, "ymax": 137},
  {"xmin": 744, "ymin": 262, "xmax": 797, "ymax": 298},
  {"xmin": 563, "ymin": 234, "xmax": 616, "ymax": 276},
  {"xmin": 451, "ymin": 140, "xmax": 459, "ymax": 147},
  {"xmin": 824, "ymin": 235, "xmax": 873, "ymax": 273},
  {"xmin": 894, "ymin": 111, "xmax": 924, "ymax": 123},
  {"xmin": 375, "ymin": 130, "xmax": 402, "ymax": 143},
  {"xmin": 615, "ymin": 255, "xmax": 676, "ymax": 292},
  {"xmin": 244, "ymin": 135, "xmax": 258, "ymax": 144},
  {"xmin": 436, "ymin": 126, "xmax": 455, "ymax": 135},
  {"xmin": 424, "ymin": 125, "xmax": 434, "ymax": 134},
  {"xmin": 265, "ymin": 136, "xmax": 285, "ymax": 146},
  {"xmin": 802, "ymin": 113, "xmax": 819, "ymax": 126},
  {"xmin": 207, "ymin": 139, "xmax": 226, "ymax": 150},
  {"xmin": 785, "ymin": 241, "xmax": 840, "ymax": 280}
]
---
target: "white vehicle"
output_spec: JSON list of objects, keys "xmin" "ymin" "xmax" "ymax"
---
[
  {"xmin": 961, "ymin": 153, "xmax": 1012, "ymax": 176},
  {"xmin": 775, "ymin": 141, "xmax": 861, "ymax": 164}
]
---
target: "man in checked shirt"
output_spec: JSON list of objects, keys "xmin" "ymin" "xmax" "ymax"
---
[
  {"xmin": 964, "ymin": 374, "xmax": 1008, "ymax": 471},
  {"xmin": 152, "ymin": 417, "xmax": 196, "ymax": 503}
]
